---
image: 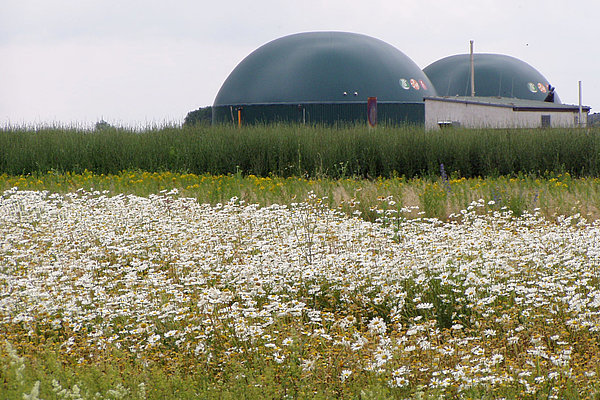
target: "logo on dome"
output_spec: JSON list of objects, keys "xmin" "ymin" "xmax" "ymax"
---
[
  {"xmin": 410, "ymin": 79, "xmax": 420, "ymax": 90},
  {"xmin": 527, "ymin": 82, "xmax": 538, "ymax": 93},
  {"xmin": 399, "ymin": 78, "xmax": 410, "ymax": 90},
  {"xmin": 419, "ymin": 80, "xmax": 428, "ymax": 91},
  {"xmin": 538, "ymin": 83, "xmax": 547, "ymax": 93}
]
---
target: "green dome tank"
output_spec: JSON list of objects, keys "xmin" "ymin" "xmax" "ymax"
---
[
  {"xmin": 423, "ymin": 53, "xmax": 560, "ymax": 103},
  {"xmin": 213, "ymin": 32, "xmax": 436, "ymax": 124}
]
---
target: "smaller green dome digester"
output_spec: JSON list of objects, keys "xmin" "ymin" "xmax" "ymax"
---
[{"xmin": 423, "ymin": 53, "xmax": 560, "ymax": 103}]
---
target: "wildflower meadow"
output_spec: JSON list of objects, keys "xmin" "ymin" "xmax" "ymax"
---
[{"xmin": 1, "ymin": 184, "xmax": 600, "ymax": 399}]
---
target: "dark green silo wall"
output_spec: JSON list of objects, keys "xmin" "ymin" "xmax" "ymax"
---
[{"xmin": 212, "ymin": 102, "xmax": 424, "ymax": 126}]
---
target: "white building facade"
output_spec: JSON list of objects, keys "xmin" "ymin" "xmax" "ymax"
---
[{"xmin": 424, "ymin": 96, "xmax": 590, "ymax": 131}]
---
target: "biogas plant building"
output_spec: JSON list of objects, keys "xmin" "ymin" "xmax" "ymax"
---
[{"xmin": 212, "ymin": 31, "xmax": 589, "ymax": 128}]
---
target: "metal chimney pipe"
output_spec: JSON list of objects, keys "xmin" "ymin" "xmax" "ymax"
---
[
  {"xmin": 470, "ymin": 40, "xmax": 475, "ymax": 97},
  {"xmin": 579, "ymin": 80, "xmax": 583, "ymax": 127}
]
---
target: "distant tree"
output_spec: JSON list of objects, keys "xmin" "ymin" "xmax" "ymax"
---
[
  {"xmin": 589, "ymin": 113, "xmax": 600, "ymax": 127},
  {"xmin": 184, "ymin": 106, "xmax": 212, "ymax": 126},
  {"xmin": 95, "ymin": 120, "xmax": 113, "ymax": 131}
]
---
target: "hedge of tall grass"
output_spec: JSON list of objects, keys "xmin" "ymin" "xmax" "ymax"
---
[{"xmin": 2, "ymin": 124, "xmax": 600, "ymax": 178}]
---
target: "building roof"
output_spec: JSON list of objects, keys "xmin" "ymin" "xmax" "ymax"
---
[
  {"xmin": 213, "ymin": 31, "xmax": 436, "ymax": 106},
  {"xmin": 424, "ymin": 96, "xmax": 590, "ymax": 112}
]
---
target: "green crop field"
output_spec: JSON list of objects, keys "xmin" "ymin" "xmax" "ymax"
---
[
  {"xmin": 2, "ymin": 124, "xmax": 600, "ymax": 178},
  {"xmin": 2, "ymin": 125, "xmax": 600, "ymax": 399}
]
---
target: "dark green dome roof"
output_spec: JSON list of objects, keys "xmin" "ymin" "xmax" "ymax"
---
[
  {"xmin": 423, "ymin": 54, "xmax": 560, "ymax": 103},
  {"xmin": 213, "ymin": 31, "xmax": 436, "ymax": 106}
]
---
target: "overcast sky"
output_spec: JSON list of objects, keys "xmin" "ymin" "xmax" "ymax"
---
[{"xmin": 2, "ymin": 0, "xmax": 599, "ymax": 128}]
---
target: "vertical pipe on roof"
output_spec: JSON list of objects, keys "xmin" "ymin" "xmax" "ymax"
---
[
  {"xmin": 470, "ymin": 40, "xmax": 475, "ymax": 97},
  {"xmin": 579, "ymin": 81, "xmax": 583, "ymax": 127}
]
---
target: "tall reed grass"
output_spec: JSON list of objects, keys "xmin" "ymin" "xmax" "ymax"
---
[{"xmin": 2, "ymin": 124, "xmax": 600, "ymax": 178}]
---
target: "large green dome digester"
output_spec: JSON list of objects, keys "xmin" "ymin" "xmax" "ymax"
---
[{"xmin": 213, "ymin": 31, "xmax": 436, "ymax": 124}]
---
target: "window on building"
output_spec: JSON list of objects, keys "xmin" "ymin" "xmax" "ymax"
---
[{"xmin": 541, "ymin": 115, "xmax": 551, "ymax": 128}]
